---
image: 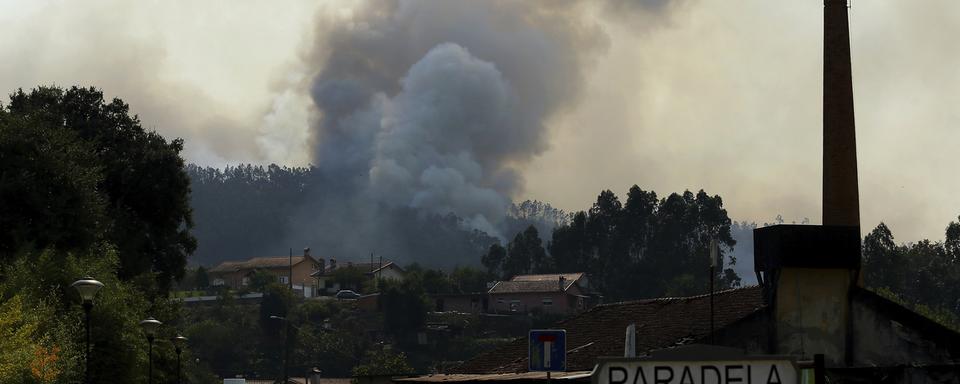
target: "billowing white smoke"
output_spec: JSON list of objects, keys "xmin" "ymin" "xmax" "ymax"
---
[{"xmin": 367, "ymin": 43, "xmax": 513, "ymax": 234}]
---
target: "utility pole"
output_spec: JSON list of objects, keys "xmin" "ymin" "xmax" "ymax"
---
[
  {"xmin": 709, "ymin": 238, "xmax": 717, "ymax": 344},
  {"xmin": 286, "ymin": 248, "xmax": 293, "ymax": 383}
]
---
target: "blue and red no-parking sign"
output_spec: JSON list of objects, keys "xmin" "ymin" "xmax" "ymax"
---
[{"xmin": 529, "ymin": 329, "xmax": 567, "ymax": 372}]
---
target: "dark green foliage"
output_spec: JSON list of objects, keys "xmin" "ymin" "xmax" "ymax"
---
[
  {"xmin": 259, "ymin": 284, "xmax": 293, "ymax": 336},
  {"xmin": 1, "ymin": 86, "xmax": 195, "ymax": 291},
  {"xmin": 544, "ymin": 187, "xmax": 740, "ymax": 300},
  {"xmin": 380, "ymin": 279, "xmax": 428, "ymax": 339},
  {"xmin": 195, "ymin": 266, "xmax": 210, "ymax": 289},
  {"xmin": 331, "ymin": 266, "xmax": 368, "ymax": 292},
  {"xmin": 0, "ymin": 113, "xmax": 105, "ymax": 258},
  {"xmin": 249, "ymin": 270, "xmax": 279, "ymax": 292},
  {"xmin": 187, "ymin": 165, "xmax": 500, "ymax": 269},
  {"xmin": 502, "ymin": 226, "xmax": 548, "ymax": 277},
  {"xmin": 352, "ymin": 349, "xmax": 415, "ymax": 377},
  {"xmin": 0, "ymin": 247, "xmax": 196, "ymax": 383},
  {"xmin": 187, "ymin": 164, "xmax": 315, "ymax": 266},
  {"xmin": 183, "ymin": 292, "xmax": 265, "ymax": 378},
  {"xmin": 482, "ymin": 244, "xmax": 507, "ymax": 278},
  {"xmin": 450, "ymin": 266, "xmax": 492, "ymax": 293},
  {"xmin": 863, "ymin": 218, "xmax": 960, "ymax": 321}
]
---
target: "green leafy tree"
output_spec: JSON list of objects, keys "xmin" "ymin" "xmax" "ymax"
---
[
  {"xmin": 481, "ymin": 244, "xmax": 506, "ymax": 279},
  {"xmin": 862, "ymin": 223, "xmax": 902, "ymax": 290},
  {"xmin": 862, "ymin": 218, "xmax": 960, "ymax": 322},
  {"xmin": 331, "ymin": 266, "xmax": 367, "ymax": 292},
  {"xmin": 0, "ymin": 113, "xmax": 105, "ymax": 261},
  {"xmin": 540, "ymin": 187, "xmax": 739, "ymax": 300},
  {"xmin": 249, "ymin": 270, "xmax": 278, "ymax": 292},
  {"xmin": 352, "ymin": 350, "xmax": 415, "ymax": 377},
  {"xmin": 259, "ymin": 284, "xmax": 292, "ymax": 336},
  {"xmin": 380, "ymin": 279, "xmax": 428, "ymax": 340},
  {"xmin": 195, "ymin": 266, "xmax": 210, "ymax": 289},
  {"xmin": 450, "ymin": 266, "xmax": 491, "ymax": 293},
  {"xmin": 548, "ymin": 211, "xmax": 588, "ymax": 273},
  {"xmin": 1, "ymin": 247, "xmax": 191, "ymax": 383},
  {"xmin": 503, "ymin": 226, "xmax": 547, "ymax": 277},
  {"xmin": 3, "ymin": 86, "xmax": 196, "ymax": 292}
]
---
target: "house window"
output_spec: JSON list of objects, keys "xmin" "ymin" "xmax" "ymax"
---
[
  {"xmin": 509, "ymin": 300, "xmax": 521, "ymax": 312},
  {"xmin": 241, "ymin": 277, "xmax": 250, "ymax": 286},
  {"xmin": 279, "ymin": 276, "xmax": 289, "ymax": 284},
  {"xmin": 497, "ymin": 298, "xmax": 505, "ymax": 305},
  {"xmin": 542, "ymin": 298, "xmax": 553, "ymax": 306},
  {"xmin": 212, "ymin": 278, "xmax": 224, "ymax": 286}
]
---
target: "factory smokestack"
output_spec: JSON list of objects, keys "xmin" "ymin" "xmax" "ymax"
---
[{"xmin": 822, "ymin": 0, "xmax": 860, "ymax": 228}]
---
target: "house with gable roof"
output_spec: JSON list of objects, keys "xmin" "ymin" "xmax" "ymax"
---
[{"xmin": 487, "ymin": 272, "xmax": 596, "ymax": 315}]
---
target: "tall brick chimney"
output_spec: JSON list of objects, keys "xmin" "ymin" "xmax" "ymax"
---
[
  {"xmin": 752, "ymin": 1, "xmax": 864, "ymax": 367},
  {"xmin": 822, "ymin": 0, "xmax": 859, "ymax": 228}
]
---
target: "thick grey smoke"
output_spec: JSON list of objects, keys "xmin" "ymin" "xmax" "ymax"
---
[
  {"xmin": 306, "ymin": 0, "xmax": 604, "ymax": 232},
  {"xmin": 279, "ymin": 0, "xmax": 681, "ymax": 265}
]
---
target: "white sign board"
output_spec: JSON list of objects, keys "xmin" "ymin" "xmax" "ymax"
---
[{"xmin": 595, "ymin": 359, "xmax": 797, "ymax": 384}]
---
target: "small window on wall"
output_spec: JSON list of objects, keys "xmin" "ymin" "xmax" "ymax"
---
[
  {"xmin": 241, "ymin": 277, "xmax": 250, "ymax": 286},
  {"xmin": 279, "ymin": 276, "xmax": 289, "ymax": 284},
  {"xmin": 542, "ymin": 298, "xmax": 553, "ymax": 306}
]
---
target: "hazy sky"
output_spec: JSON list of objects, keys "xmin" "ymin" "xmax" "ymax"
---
[{"xmin": 1, "ymin": 0, "xmax": 958, "ymax": 243}]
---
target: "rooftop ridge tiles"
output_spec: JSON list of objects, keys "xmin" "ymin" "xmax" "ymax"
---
[{"xmin": 590, "ymin": 285, "xmax": 762, "ymax": 309}]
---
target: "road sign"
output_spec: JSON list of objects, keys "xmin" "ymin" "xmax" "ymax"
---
[
  {"xmin": 592, "ymin": 345, "xmax": 798, "ymax": 384},
  {"xmin": 529, "ymin": 329, "xmax": 566, "ymax": 372}
]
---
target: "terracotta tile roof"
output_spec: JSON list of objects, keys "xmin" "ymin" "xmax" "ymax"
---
[
  {"xmin": 208, "ymin": 261, "xmax": 244, "ymax": 273},
  {"xmin": 453, "ymin": 286, "xmax": 766, "ymax": 374},
  {"xmin": 488, "ymin": 280, "xmax": 576, "ymax": 294},
  {"xmin": 510, "ymin": 273, "xmax": 584, "ymax": 283},
  {"xmin": 209, "ymin": 256, "xmax": 314, "ymax": 273}
]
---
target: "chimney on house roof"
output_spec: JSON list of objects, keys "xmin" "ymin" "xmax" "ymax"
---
[
  {"xmin": 559, "ymin": 276, "xmax": 567, "ymax": 291},
  {"xmin": 330, "ymin": 257, "xmax": 337, "ymax": 271},
  {"xmin": 822, "ymin": 0, "xmax": 860, "ymax": 228}
]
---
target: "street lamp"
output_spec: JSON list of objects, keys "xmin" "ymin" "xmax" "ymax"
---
[
  {"xmin": 270, "ymin": 315, "xmax": 290, "ymax": 384},
  {"xmin": 139, "ymin": 317, "xmax": 163, "ymax": 384},
  {"xmin": 71, "ymin": 276, "xmax": 103, "ymax": 384},
  {"xmin": 172, "ymin": 335, "xmax": 188, "ymax": 384}
]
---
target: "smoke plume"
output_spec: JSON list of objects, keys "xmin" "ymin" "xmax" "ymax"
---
[{"xmin": 273, "ymin": 0, "xmax": 684, "ymax": 266}]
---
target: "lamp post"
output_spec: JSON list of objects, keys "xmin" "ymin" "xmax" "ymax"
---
[
  {"xmin": 71, "ymin": 276, "xmax": 104, "ymax": 384},
  {"xmin": 139, "ymin": 317, "xmax": 162, "ymax": 384},
  {"xmin": 172, "ymin": 335, "xmax": 188, "ymax": 384},
  {"xmin": 270, "ymin": 315, "xmax": 290, "ymax": 384}
]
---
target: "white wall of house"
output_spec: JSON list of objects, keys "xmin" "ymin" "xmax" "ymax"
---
[{"xmin": 374, "ymin": 266, "xmax": 404, "ymax": 281}]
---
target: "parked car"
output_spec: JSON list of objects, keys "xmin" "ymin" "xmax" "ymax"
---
[{"xmin": 335, "ymin": 289, "xmax": 362, "ymax": 300}]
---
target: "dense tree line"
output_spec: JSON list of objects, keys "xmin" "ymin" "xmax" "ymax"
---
[
  {"xmin": 187, "ymin": 165, "xmax": 508, "ymax": 268},
  {"xmin": 187, "ymin": 164, "xmax": 316, "ymax": 266},
  {"xmin": 484, "ymin": 187, "xmax": 741, "ymax": 301},
  {"xmin": 862, "ymin": 218, "xmax": 960, "ymax": 326}
]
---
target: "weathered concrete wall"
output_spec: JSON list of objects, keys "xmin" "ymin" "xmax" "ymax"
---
[
  {"xmin": 851, "ymin": 296, "xmax": 953, "ymax": 366},
  {"xmin": 774, "ymin": 268, "xmax": 852, "ymax": 365}
]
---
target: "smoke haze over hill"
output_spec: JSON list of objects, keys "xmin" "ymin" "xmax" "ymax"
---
[
  {"xmin": 259, "ymin": 0, "xmax": 683, "ymax": 264},
  {"xmin": 4, "ymin": 0, "xmax": 960, "ymax": 256}
]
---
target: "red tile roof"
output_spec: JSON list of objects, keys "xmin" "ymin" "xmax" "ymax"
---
[
  {"xmin": 488, "ymin": 280, "xmax": 577, "ymax": 294},
  {"xmin": 510, "ymin": 273, "xmax": 584, "ymax": 283},
  {"xmin": 453, "ymin": 286, "xmax": 766, "ymax": 374},
  {"xmin": 209, "ymin": 256, "xmax": 314, "ymax": 273}
]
